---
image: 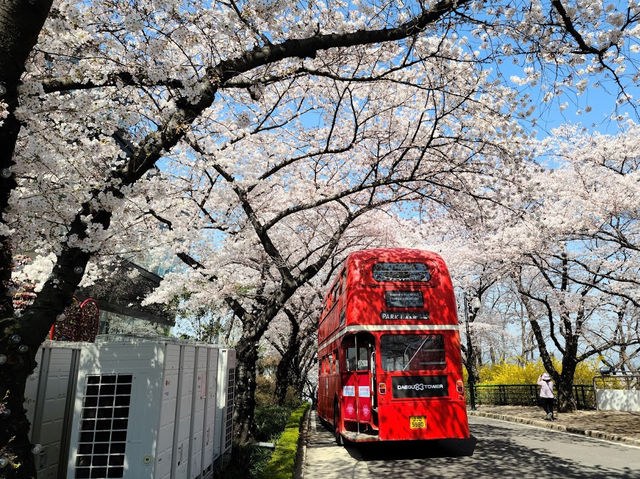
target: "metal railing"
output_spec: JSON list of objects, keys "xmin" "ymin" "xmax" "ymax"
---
[
  {"xmin": 593, "ymin": 373, "xmax": 640, "ymax": 391},
  {"xmin": 467, "ymin": 384, "xmax": 596, "ymax": 410}
]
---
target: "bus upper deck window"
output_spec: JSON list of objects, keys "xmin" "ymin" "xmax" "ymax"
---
[{"xmin": 372, "ymin": 262, "xmax": 431, "ymax": 282}]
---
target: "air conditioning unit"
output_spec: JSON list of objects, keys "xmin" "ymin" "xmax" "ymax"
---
[
  {"xmin": 23, "ymin": 337, "xmax": 235, "ymax": 479},
  {"xmin": 65, "ymin": 337, "xmax": 236, "ymax": 479}
]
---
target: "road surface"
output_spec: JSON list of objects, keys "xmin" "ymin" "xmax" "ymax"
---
[{"xmin": 303, "ymin": 412, "xmax": 640, "ymax": 479}]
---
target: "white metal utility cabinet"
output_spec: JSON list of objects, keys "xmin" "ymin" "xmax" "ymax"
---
[
  {"xmin": 24, "ymin": 337, "xmax": 235, "ymax": 479},
  {"xmin": 67, "ymin": 337, "xmax": 235, "ymax": 479},
  {"xmin": 25, "ymin": 341, "xmax": 84, "ymax": 479}
]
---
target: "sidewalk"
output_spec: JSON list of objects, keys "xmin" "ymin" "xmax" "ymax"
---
[
  {"xmin": 468, "ymin": 405, "xmax": 640, "ymax": 447},
  {"xmin": 299, "ymin": 410, "xmax": 371, "ymax": 479}
]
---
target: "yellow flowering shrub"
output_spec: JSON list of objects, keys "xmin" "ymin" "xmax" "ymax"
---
[{"xmin": 464, "ymin": 357, "xmax": 600, "ymax": 385}]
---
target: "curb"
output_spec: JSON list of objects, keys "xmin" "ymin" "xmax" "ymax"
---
[
  {"xmin": 468, "ymin": 410, "xmax": 640, "ymax": 448},
  {"xmin": 296, "ymin": 407, "xmax": 313, "ymax": 479}
]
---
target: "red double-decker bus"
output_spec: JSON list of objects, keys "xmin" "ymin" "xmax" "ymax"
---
[{"xmin": 317, "ymin": 248, "xmax": 469, "ymax": 443}]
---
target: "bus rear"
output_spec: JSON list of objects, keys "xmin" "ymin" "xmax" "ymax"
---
[
  {"xmin": 375, "ymin": 331, "xmax": 469, "ymax": 440},
  {"xmin": 336, "ymin": 249, "xmax": 469, "ymax": 442}
]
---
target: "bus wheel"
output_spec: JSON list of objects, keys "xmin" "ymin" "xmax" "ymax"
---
[{"xmin": 333, "ymin": 401, "xmax": 343, "ymax": 446}]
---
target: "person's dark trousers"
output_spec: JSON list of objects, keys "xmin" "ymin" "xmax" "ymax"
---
[{"xmin": 542, "ymin": 398, "xmax": 554, "ymax": 419}]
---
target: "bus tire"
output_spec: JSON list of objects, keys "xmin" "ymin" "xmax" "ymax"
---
[{"xmin": 333, "ymin": 400, "xmax": 342, "ymax": 446}]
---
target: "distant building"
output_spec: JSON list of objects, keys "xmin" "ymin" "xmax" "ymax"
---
[{"xmin": 75, "ymin": 258, "xmax": 174, "ymax": 336}]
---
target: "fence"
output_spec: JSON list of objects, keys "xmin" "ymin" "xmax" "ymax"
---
[{"xmin": 468, "ymin": 384, "xmax": 596, "ymax": 410}]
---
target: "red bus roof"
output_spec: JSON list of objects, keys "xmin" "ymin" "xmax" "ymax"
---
[
  {"xmin": 318, "ymin": 248, "xmax": 458, "ymax": 341},
  {"xmin": 345, "ymin": 248, "xmax": 448, "ymax": 269},
  {"xmin": 346, "ymin": 248, "xmax": 445, "ymax": 260}
]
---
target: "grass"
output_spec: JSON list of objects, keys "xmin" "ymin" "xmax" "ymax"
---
[
  {"xmin": 223, "ymin": 402, "xmax": 310, "ymax": 479},
  {"xmin": 259, "ymin": 402, "xmax": 310, "ymax": 479}
]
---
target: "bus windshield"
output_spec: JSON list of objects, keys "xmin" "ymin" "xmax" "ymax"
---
[{"xmin": 380, "ymin": 334, "xmax": 445, "ymax": 371}]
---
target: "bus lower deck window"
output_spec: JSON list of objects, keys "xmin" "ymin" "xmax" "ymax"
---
[{"xmin": 381, "ymin": 334, "xmax": 445, "ymax": 371}]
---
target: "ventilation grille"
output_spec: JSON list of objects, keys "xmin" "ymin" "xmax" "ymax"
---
[
  {"xmin": 75, "ymin": 374, "xmax": 132, "ymax": 478},
  {"xmin": 224, "ymin": 368, "xmax": 235, "ymax": 451}
]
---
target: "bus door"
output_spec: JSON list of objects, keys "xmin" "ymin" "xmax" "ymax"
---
[{"xmin": 342, "ymin": 333, "xmax": 374, "ymax": 430}]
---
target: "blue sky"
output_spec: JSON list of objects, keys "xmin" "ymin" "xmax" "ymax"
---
[{"xmin": 492, "ymin": 49, "xmax": 639, "ymax": 138}]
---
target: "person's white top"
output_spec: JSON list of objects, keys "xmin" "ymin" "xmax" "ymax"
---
[{"xmin": 537, "ymin": 375, "xmax": 554, "ymax": 398}]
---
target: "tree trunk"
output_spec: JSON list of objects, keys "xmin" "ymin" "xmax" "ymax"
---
[
  {"xmin": 463, "ymin": 302, "xmax": 479, "ymax": 387},
  {"xmin": 1, "ymin": 276, "xmax": 86, "ymax": 476},
  {"xmin": 0, "ymin": 4, "xmax": 58, "ymax": 476},
  {"xmin": 0, "ymin": 327, "xmax": 37, "ymax": 478},
  {"xmin": 232, "ymin": 338, "xmax": 260, "ymax": 444},
  {"xmin": 274, "ymin": 352, "xmax": 294, "ymax": 404},
  {"xmin": 273, "ymin": 316, "xmax": 300, "ymax": 404},
  {"xmin": 556, "ymin": 369, "xmax": 577, "ymax": 412},
  {"xmin": 1, "ymin": 229, "xmax": 94, "ymax": 477},
  {"xmin": 557, "ymin": 338, "xmax": 579, "ymax": 412},
  {"xmin": 294, "ymin": 350, "xmax": 317, "ymax": 402}
]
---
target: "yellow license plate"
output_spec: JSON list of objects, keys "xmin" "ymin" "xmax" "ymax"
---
[{"xmin": 410, "ymin": 416, "xmax": 426, "ymax": 429}]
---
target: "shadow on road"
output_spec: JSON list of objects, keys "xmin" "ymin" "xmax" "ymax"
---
[
  {"xmin": 333, "ymin": 421, "xmax": 638, "ymax": 479},
  {"xmin": 345, "ymin": 436, "xmax": 477, "ymax": 461},
  {"xmin": 308, "ymin": 413, "xmax": 639, "ymax": 479}
]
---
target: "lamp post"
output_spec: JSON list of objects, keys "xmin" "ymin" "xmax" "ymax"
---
[{"xmin": 464, "ymin": 295, "xmax": 481, "ymax": 410}]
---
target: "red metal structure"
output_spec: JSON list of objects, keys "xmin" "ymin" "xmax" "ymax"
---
[
  {"xmin": 317, "ymin": 248, "xmax": 469, "ymax": 443},
  {"xmin": 49, "ymin": 296, "xmax": 100, "ymax": 342}
]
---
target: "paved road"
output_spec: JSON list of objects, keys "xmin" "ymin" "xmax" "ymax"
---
[{"xmin": 303, "ymin": 412, "xmax": 640, "ymax": 479}]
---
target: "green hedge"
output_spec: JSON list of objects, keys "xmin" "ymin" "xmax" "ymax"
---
[
  {"xmin": 254, "ymin": 405, "xmax": 294, "ymax": 441},
  {"xmin": 259, "ymin": 402, "xmax": 310, "ymax": 479}
]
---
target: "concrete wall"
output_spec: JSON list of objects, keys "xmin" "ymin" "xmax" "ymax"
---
[{"xmin": 596, "ymin": 390, "xmax": 640, "ymax": 412}]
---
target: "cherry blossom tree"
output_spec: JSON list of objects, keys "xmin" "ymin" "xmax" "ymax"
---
[
  {"xmin": 519, "ymin": 124, "xmax": 640, "ymax": 409},
  {"xmin": 445, "ymin": 123, "xmax": 640, "ymax": 410}
]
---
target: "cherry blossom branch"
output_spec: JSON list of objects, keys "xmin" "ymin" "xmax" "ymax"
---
[
  {"xmin": 550, "ymin": 0, "xmax": 638, "ymax": 115},
  {"xmin": 550, "ymin": 0, "xmax": 602, "ymax": 56},
  {"xmin": 517, "ymin": 280, "xmax": 565, "ymax": 365},
  {"xmin": 516, "ymin": 270, "xmax": 566, "ymax": 355},
  {"xmin": 37, "ymin": 71, "xmax": 185, "ymax": 94},
  {"xmin": 225, "ymin": 0, "xmax": 272, "ymax": 47}
]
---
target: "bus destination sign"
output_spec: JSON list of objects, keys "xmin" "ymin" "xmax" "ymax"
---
[
  {"xmin": 381, "ymin": 311, "xmax": 430, "ymax": 320},
  {"xmin": 385, "ymin": 290, "xmax": 424, "ymax": 308}
]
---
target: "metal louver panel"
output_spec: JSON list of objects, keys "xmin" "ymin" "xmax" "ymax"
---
[
  {"xmin": 75, "ymin": 374, "xmax": 132, "ymax": 478},
  {"xmin": 224, "ymin": 368, "xmax": 235, "ymax": 452}
]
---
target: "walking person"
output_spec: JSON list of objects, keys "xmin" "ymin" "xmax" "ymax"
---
[{"xmin": 537, "ymin": 372, "xmax": 555, "ymax": 420}]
